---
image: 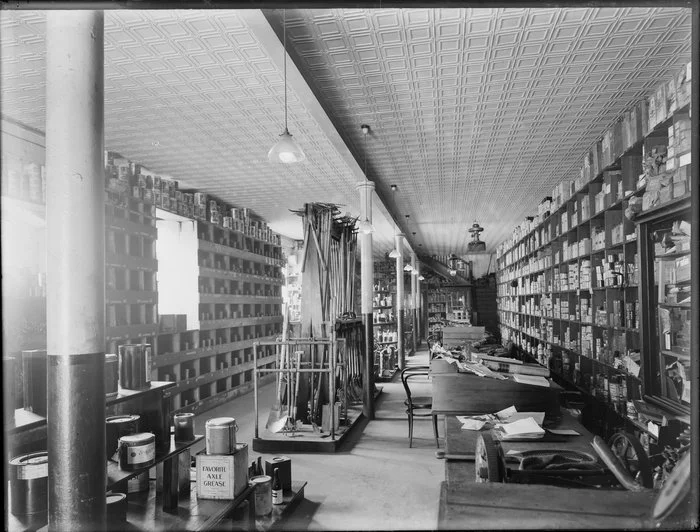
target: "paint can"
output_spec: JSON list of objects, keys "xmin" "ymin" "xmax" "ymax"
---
[
  {"xmin": 205, "ymin": 417, "xmax": 238, "ymax": 455},
  {"xmin": 118, "ymin": 344, "xmax": 152, "ymax": 390},
  {"xmin": 173, "ymin": 412, "xmax": 195, "ymax": 442},
  {"xmin": 118, "ymin": 432, "xmax": 155, "ymax": 471},
  {"xmin": 9, "ymin": 452, "xmax": 48, "ymax": 516},
  {"xmin": 127, "ymin": 471, "xmax": 150, "ymax": 493},
  {"xmin": 105, "ymin": 492, "xmax": 127, "ymax": 523},
  {"xmin": 106, "ymin": 414, "xmax": 140, "ymax": 461},
  {"xmin": 249, "ymin": 475, "xmax": 272, "ymax": 516},
  {"xmin": 105, "ymin": 354, "xmax": 119, "ymax": 398},
  {"xmin": 265, "ymin": 456, "xmax": 292, "ymax": 491}
]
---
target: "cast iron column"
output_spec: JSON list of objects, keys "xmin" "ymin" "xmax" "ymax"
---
[
  {"xmin": 46, "ymin": 11, "xmax": 106, "ymax": 531},
  {"xmin": 357, "ymin": 181, "xmax": 375, "ymax": 420},
  {"xmin": 411, "ymin": 254, "xmax": 418, "ymax": 356},
  {"xmin": 394, "ymin": 231, "xmax": 405, "ymax": 369}
]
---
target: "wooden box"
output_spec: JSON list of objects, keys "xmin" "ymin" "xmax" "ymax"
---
[{"xmin": 195, "ymin": 443, "xmax": 248, "ymax": 500}]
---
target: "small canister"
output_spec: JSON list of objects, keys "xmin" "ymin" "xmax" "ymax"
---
[
  {"xmin": 105, "ymin": 492, "xmax": 127, "ymax": 523},
  {"xmin": 265, "ymin": 456, "xmax": 292, "ymax": 491},
  {"xmin": 249, "ymin": 475, "xmax": 272, "ymax": 516},
  {"xmin": 205, "ymin": 417, "xmax": 238, "ymax": 455},
  {"xmin": 105, "ymin": 354, "xmax": 119, "ymax": 398},
  {"xmin": 9, "ymin": 452, "xmax": 48, "ymax": 516},
  {"xmin": 118, "ymin": 432, "xmax": 155, "ymax": 471},
  {"xmin": 173, "ymin": 412, "xmax": 195, "ymax": 442},
  {"xmin": 127, "ymin": 472, "xmax": 150, "ymax": 493},
  {"xmin": 106, "ymin": 414, "xmax": 140, "ymax": 461}
]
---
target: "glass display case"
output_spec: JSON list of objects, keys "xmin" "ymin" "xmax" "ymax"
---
[{"xmin": 637, "ymin": 195, "xmax": 691, "ymax": 413}]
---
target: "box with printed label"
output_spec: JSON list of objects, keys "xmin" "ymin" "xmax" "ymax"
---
[{"xmin": 196, "ymin": 443, "xmax": 248, "ymax": 500}]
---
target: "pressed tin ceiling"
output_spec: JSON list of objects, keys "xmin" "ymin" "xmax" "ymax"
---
[{"xmin": 0, "ymin": 7, "xmax": 693, "ymax": 260}]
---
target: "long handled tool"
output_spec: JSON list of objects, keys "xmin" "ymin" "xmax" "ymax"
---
[{"xmin": 267, "ymin": 305, "xmax": 290, "ymax": 432}]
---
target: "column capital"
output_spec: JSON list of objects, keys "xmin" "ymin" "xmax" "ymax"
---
[{"xmin": 355, "ymin": 180, "xmax": 376, "ymax": 191}]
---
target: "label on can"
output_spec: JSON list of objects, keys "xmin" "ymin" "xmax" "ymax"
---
[{"xmin": 124, "ymin": 442, "xmax": 155, "ymax": 465}]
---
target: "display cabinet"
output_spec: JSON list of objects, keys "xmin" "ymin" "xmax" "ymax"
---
[{"xmin": 636, "ymin": 195, "xmax": 691, "ymax": 413}]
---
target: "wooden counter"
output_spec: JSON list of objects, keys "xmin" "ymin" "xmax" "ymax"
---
[{"xmin": 438, "ymin": 480, "xmax": 655, "ymax": 529}]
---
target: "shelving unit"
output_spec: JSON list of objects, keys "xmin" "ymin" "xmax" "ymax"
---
[
  {"xmin": 373, "ymin": 260, "xmax": 398, "ymax": 381},
  {"xmin": 152, "ymin": 217, "xmax": 284, "ymax": 414},
  {"xmin": 495, "ymin": 62, "xmax": 692, "ymax": 443},
  {"xmin": 105, "ymin": 195, "xmax": 159, "ymax": 354}
]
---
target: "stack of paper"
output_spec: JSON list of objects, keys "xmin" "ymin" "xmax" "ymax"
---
[
  {"xmin": 512, "ymin": 374, "xmax": 551, "ymax": 387},
  {"xmin": 497, "ymin": 417, "xmax": 546, "ymax": 440}
]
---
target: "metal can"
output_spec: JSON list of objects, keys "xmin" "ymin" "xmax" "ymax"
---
[
  {"xmin": 118, "ymin": 432, "xmax": 155, "ymax": 471},
  {"xmin": 106, "ymin": 414, "xmax": 140, "ymax": 461},
  {"xmin": 105, "ymin": 354, "xmax": 119, "ymax": 398},
  {"xmin": 249, "ymin": 475, "xmax": 272, "ymax": 516},
  {"xmin": 106, "ymin": 492, "xmax": 127, "ymax": 522},
  {"xmin": 173, "ymin": 412, "xmax": 195, "ymax": 442},
  {"xmin": 127, "ymin": 472, "xmax": 150, "ymax": 493},
  {"xmin": 205, "ymin": 417, "xmax": 238, "ymax": 455},
  {"xmin": 9, "ymin": 452, "xmax": 48, "ymax": 516}
]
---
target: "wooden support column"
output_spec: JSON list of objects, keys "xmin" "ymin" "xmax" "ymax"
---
[
  {"xmin": 416, "ymin": 262, "xmax": 422, "ymax": 346},
  {"xmin": 357, "ymin": 181, "xmax": 375, "ymax": 420},
  {"xmin": 45, "ymin": 11, "xmax": 106, "ymax": 531},
  {"xmin": 411, "ymin": 254, "xmax": 418, "ymax": 356},
  {"xmin": 394, "ymin": 232, "xmax": 405, "ymax": 369}
]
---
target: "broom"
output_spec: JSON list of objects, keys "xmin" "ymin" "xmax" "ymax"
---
[{"xmin": 266, "ymin": 304, "xmax": 290, "ymax": 432}]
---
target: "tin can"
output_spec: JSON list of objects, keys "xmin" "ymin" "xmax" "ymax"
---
[
  {"xmin": 106, "ymin": 414, "xmax": 140, "ymax": 461},
  {"xmin": 205, "ymin": 417, "xmax": 238, "ymax": 455},
  {"xmin": 127, "ymin": 472, "xmax": 150, "ymax": 493},
  {"xmin": 106, "ymin": 492, "xmax": 127, "ymax": 522},
  {"xmin": 105, "ymin": 354, "xmax": 119, "ymax": 398},
  {"xmin": 118, "ymin": 432, "xmax": 155, "ymax": 471},
  {"xmin": 9, "ymin": 452, "xmax": 48, "ymax": 516},
  {"xmin": 118, "ymin": 344, "xmax": 152, "ymax": 390},
  {"xmin": 250, "ymin": 475, "xmax": 272, "ymax": 516},
  {"xmin": 173, "ymin": 412, "xmax": 195, "ymax": 442}
]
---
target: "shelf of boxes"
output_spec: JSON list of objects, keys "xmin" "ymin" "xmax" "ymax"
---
[
  {"xmin": 495, "ymin": 62, "xmax": 691, "ymax": 437},
  {"xmin": 104, "ymin": 195, "xmax": 159, "ymax": 353},
  {"xmin": 156, "ymin": 217, "xmax": 285, "ymax": 414},
  {"xmin": 373, "ymin": 261, "xmax": 398, "ymax": 380}
]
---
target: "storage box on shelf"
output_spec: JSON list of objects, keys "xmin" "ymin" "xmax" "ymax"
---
[{"xmin": 495, "ymin": 62, "xmax": 691, "ymax": 441}]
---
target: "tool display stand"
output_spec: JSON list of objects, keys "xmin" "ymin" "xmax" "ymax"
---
[{"xmin": 252, "ymin": 334, "xmax": 365, "ymax": 452}]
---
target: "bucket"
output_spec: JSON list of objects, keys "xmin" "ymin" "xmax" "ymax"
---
[
  {"xmin": 106, "ymin": 414, "xmax": 140, "ymax": 461},
  {"xmin": 173, "ymin": 412, "xmax": 195, "ymax": 442},
  {"xmin": 118, "ymin": 432, "xmax": 155, "ymax": 471},
  {"xmin": 205, "ymin": 417, "xmax": 238, "ymax": 455}
]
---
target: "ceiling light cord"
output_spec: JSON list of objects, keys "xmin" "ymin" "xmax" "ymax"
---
[{"xmin": 283, "ymin": 9, "xmax": 288, "ymax": 133}]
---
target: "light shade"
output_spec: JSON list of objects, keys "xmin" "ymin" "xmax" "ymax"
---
[
  {"xmin": 449, "ymin": 269, "xmax": 457, "ymax": 277},
  {"xmin": 403, "ymin": 264, "xmax": 413, "ymax": 272},
  {"xmin": 268, "ymin": 129, "xmax": 306, "ymax": 163},
  {"xmin": 358, "ymin": 218, "xmax": 374, "ymax": 234},
  {"xmin": 388, "ymin": 249, "xmax": 400, "ymax": 259},
  {"xmin": 412, "ymin": 269, "xmax": 419, "ymax": 276},
  {"xmin": 418, "ymin": 275, "xmax": 425, "ymax": 281}
]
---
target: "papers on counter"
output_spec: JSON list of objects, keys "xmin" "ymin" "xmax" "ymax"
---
[
  {"xmin": 512, "ymin": 374, "xmax": 551, "ymax": 387},
  {"xmin": 496, "ymin": 417, "xmax": 545, "ymax": 440}
]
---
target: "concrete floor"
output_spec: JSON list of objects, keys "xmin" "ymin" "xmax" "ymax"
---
[{"xmin": 192, "ymin": 348, "xmax": 443, "ymax": 531}]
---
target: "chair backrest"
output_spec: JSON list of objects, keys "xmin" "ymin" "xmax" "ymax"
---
[{"xmin": 401, "ymin": 366, "xmax": 430, "ymax": 402}]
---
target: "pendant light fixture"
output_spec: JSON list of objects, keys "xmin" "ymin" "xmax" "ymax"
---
[
  {"xmin": 358, "ymin": 124, "xmax": 374, "ymax": 234},
  {"xmin": 268, "ymin": 9, "xmax": 305, "ymax": 164}
]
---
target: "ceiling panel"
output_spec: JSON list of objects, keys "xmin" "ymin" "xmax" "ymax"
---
[
  {"xmin": 1, "ymin": 6, "xmax": 693, "ymax": 262},
  {"xmin": 265, "ymin": 6, "xmax": 691, "ymax": 255}
]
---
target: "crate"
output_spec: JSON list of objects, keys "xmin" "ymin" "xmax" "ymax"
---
[{"xmin": 195, "ymin": 443, "xmax": 248, "ymax": 500}]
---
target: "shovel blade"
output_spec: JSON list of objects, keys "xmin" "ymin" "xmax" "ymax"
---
[{"xmin": 267, "ymin": 414, "xmax": 289, "ymax": 434}]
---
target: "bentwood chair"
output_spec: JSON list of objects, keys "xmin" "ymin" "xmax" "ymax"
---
[{"xmin": 401, "ymin": 366, "xmax": 439, "ymax": 448}]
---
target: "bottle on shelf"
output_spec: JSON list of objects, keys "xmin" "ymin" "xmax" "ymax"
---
[{"xmin": 272, "ymin": 468, "xmax": 283, "ymax": 505}]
